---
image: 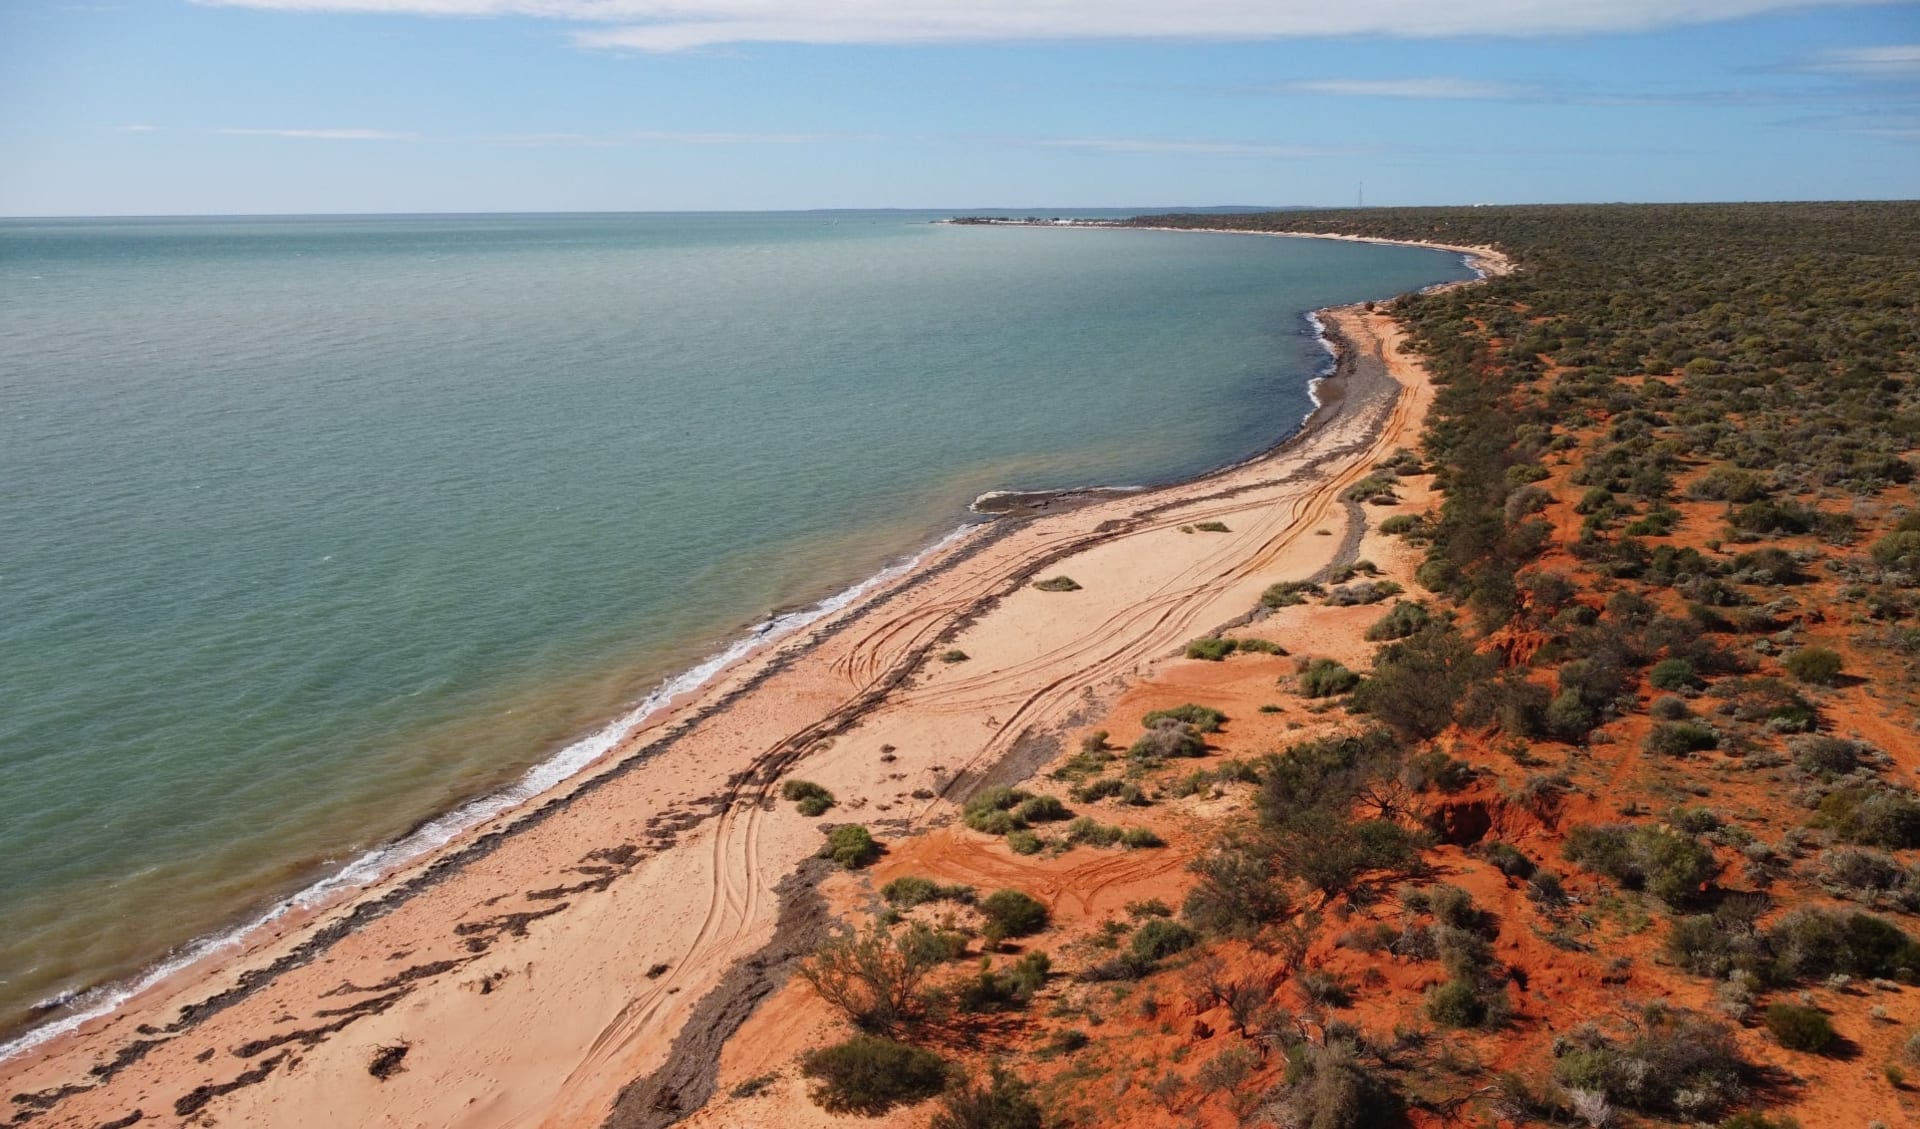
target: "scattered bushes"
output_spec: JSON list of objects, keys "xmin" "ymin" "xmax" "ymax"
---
[
  {"xmin": 1257, "ymin": 1039, "xmax": 1401, "ymax": 1129},
  {"xmin": 820, "ymin": 824, "xmax": 881, "ymax": 869},
  {"xmin": 952, "ymin": 951, "xmax": 1050, "ymax": 1012},
  {"xmin": 963, "ymin": 787, "xmax": 1034, "ymax": 834},
  {"xmin": 800, "ymin": 1035, "xmax": 949, "ymax": 1115},
  {"xmin": 1816, "ymin": 785, "xmax": 1920, "ymax": 849}
]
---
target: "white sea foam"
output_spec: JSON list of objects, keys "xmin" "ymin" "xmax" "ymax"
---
[
  {"xmin": 0, "ymin": 522, "xmax": 977, "ymax": 1063},
  {"xmin": 1302, "ymin": 310, "xmax": 1339, "ymax": 426}
]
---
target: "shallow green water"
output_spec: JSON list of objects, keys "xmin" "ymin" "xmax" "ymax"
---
[{"xmin": 0, "ymin": 211, "xmax": 1470, "ymax": 1045}]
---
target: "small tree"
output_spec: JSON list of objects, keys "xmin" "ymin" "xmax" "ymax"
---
[
  {"xmin": 796, "ymin": 921, "xmax": 941, "ymax": 1034},
  {"xmin": 801, "ymin": 1035, "xmax": 948, "ymax": 1115}
]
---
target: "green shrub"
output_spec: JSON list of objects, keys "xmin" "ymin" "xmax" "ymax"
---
[
  {"xmin": 1193, "ymin": 521, "xmax": 1230, "ymax": 533},
  {"xmin": 1649, "ymin": 657, "xmax": 1700, "ymax": 691},
  {"xmin": 783, "ymin": 779, "xmax": 836, "ymax": 816},
  {"xmin": 1129, "ymin": 919, "xmax": 1198, "ymax": 964},
  {"xmin": 979, "ymin": 889, "xmax": 1050, "ymax": 938},
  {"xmin": 1646, "ymin": 720, "xmax": 1720, "ymax": 756},
  {"xmin": 1128, "ymin": 723, "xmax": 1205, "ymax": 761},
  {"xmin": 1404, "ymin": 749, "xmax": 1473, "ymax": 793},
  {"xmin": 1816, "ymin": 786, "xmax": 1920, "ymax": 849},
  {"xmin": 1378, "ymin": 513, "xmax": 1420, "ymax": 536},
  {"xmin": 929, "ymin": 1066, "xmax": 1043, "ymax": 1129},
  {"xmin": 1563, "ymin": 823, "xmax": 1719, "ymax": 908},
  {"xmin": 953, "ymin": 951, "xmax": 1051, "ymax": 1012},
  {"xmin": 881, "ymin": 876, "xmax": 975, "ymax": 909},
  {"xmin": 1064, "ymin": 817, "xmax": 1123, "ymax": 847},
  {"xmin": 940, "ymin": 649, "xmax": 971, "ymax": 663},
  {"xmin": 820, "ymin": 824, "xmax": 881, "ymax": 869},
  {"xmin": 1120, "ymin": 827, "xmax": 1165, "ymax": 849},
  {"xmin": 1262, "ymin": 580, "xmax": 1324, "ymax": 607},
  {"xmin": 1483, "ymin": 842, "xmax": 1536, "ymax": 879},
  {"xmin": 1005, "ymin": 830, "xmax": 1043, "ymax": 855},
  {"xmin": 1299, "ymin": 658, "xmax": 1360, "ymax": 697},
  {"xmin": 1184, "ymin": 846, "xmax": 1291, "ymax": 937},
  {"xmin": 1784, "ymin": 646, "xmax": 1844, "ymax": 686},
  {"xmin": 1350, "ymin": 621, "xmax": 1495, "ymax": 739},
  {"xmin": 1032, "ymin": 575, "xmax": 1081, "ymax": 592},
  {"xmin": 1141, "ymin": 703, "xmax": 1227, "ymax": 733},
  {"xmin": 1791, "ymin": 734, "xmax": 1863, "ymax": 776},
  {"xmin": 800, "ymin": 1035, "xmax": 949, "ymax": 1115},
  {"xmin": 1325, "ymin": 580, "xmax": 1404, "ymax": 606},
  {"xmin": 1764, "ymin": 1003, "xmax": 1837, "ymax": 1053},
  {"xmin": 963, "ymin": 786, "xmax": 1032, "ymax": 833},
  {"xmin": 1185, "ymin": 637, "xmax": 1237, "ymax": 661},
  {"xmin": 1553, "ymin": 1009, "xmax": 1748, "ymax": 1120},
  {"xmin": 1013, "ymin": 794, "xmax": 1069, "ymax": 824},
  {"xmin": 1365, "ymin": 600, "xmax": 1433, "ymax": 642},
  {"xmin": 1269, "ymin": 1039, "xmax": 1401, "ymax": 1128},
  {"xmin": 1070, "ymin": 777, "xmax": 1128, "ymax": 803},
  {"xmin": 1426, "ymin": 978, "xmax": 1498, "ymax": 1028}
]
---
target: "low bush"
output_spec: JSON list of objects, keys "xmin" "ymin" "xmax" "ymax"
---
[
  {"xmin": 952, "ymin": 951, "xmax": 1051, "ymax": 1012},
  {"xmin": 1032, "ymin": 575, "xmax": 1081, "ymax": 592},
  {"xmin": 1013, "ymin": 794, "xmax": 1069, "ymax": 824},
  {"xmin": 939, "ymin": 649, "xmax": 970, "ymax": 663},
  {"xmin": 963, "ymin": 786, "xmax": 1032, "ymax": 834},
  {"xmin": 1299, "ymin": 659, "xmax": 1361, "ymax": 697},
  {"xmin": 979, "ymin": 889, "xmax": 1050, "ymax": 940},
  {"xmin": 1764, "ymin": 1003, "xmax": 1837, "ymax": 1053},
  {"xmin": 1262, "ymin": 580, "xmax": 1324, "ymax": 607},
  {"xmin": 1365, "ymin": 600, "xmax": 1433, "ymax": 641},
  {"xmin": 800, "ymin": 1035, "xmax": 949, "ymax": 1115},
  {"xmin": 1259, "ymin": 1039, "xmax": 1401, "ymax": 1128},
  {"xmin": 1185, "ymin": 637, "xmax": 1237, "ymax": 661},
  {"xmin": 1184, "ymin": 845, "xmax": 1292, "ymax": 937},
  {"xmin": 1563, "ymin": 823, "xmax": 1720, "ymax": 908},
  {"xmin": 1784, "ymin": 646, "xmax": 1845, "ymax": 685},
  {"xmin": 1120, "ymin": 827, "xmax": 1165, "ymax": 849},
  {"xmin": 1063, "ymin": 816, "xmax": 1123, "ymax": 847},
  {"xmin": 1193, "ymin": 520, "xmax": 1230, "ymax": 533},
  {"xmin": 1816, "ymin": 785, "xmax": 1920, "ymax": 849},
  {"xmin": 929, "ymin": 1066, "xmax": 1043, "ymax": 1129},
  {"xmin": 1551, "ymin": 1008, "xmax": 1747, "ymax": 1120},
  {"xmin": 1142, "ymin": 703, "xmax": 1227, "ymax": 733},
  {"xmin": 1129, "ymin": 918, "xmax": 1198, "ymax": 964},
  {"xmin": 1649, "ymin": 657, "xmax": 1701, "ymax": 691},
  {"xmin": 1325, "ymin": 580, "xmax": 1404, "ymax": 606},
  {"xmin": 1790, "ymin": 734, "xmax": 1864, "ymax": 777},
  {"xmin": 1128, "ymin": 723, "xmax": 1206, "ymax": 761},
  {"xmin": 1646, "ymin": 720, "xmax": 1720, "ymax": 756},
  {"xmin": 881, "ymin": 876, "xmax": 975, "ymax": 909},
  {"xmin": 782, "ymin": 779, "xmax": 836, "ymax": 816},
  {"xmin": 820, "ymin": 824, "xmax": 881, "ymax": 869},
  {"xmin": 1005, "ymin": 830, "xmax": 1043, "ymax": 855}
]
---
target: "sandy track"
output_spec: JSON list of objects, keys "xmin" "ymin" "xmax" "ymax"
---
[{"xmin": 0, "ymin": 304, "xmax": 1444, "ymax": 1129}]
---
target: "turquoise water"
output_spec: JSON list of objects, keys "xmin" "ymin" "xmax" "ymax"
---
[{"xmin": 0, "ymin": 212, "xmax": 1470, "ymax": 1043}]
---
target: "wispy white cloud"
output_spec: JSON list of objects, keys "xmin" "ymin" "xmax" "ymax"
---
[
  {"xmin": 114, "ymin": 123, "xmax": 160, "ymax": 132},
  {"xmin": 216, "ymin": 127, "xmax": 419, "ymax": 140},
  {"xmin": 195, "ymin": 0, "xmax": 1913, "ymax": 51},
  {"xmin": 1017, "ymin": 137, "xmax": 1343, "ymax": 158},
  {"xmin": 1285, "ymin": 77, "xmax": 1527, "ymax": 100},
  {"xmin": 1802, "ymin": 44, "xmax": 1920, "ymax": 78},
  {"xmin": 479, "ymin": 129, "xmax": 873, "ymax": 145}
]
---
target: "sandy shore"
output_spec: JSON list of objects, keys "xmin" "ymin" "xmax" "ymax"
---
[{"xmin": 0, "ymin": 239, "xmax": 1500, "ymax": 1129}]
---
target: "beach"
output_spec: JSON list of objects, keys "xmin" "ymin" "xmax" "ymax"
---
[{"xmin": 0, "ymin": 239, "xmax": 1505, "ymax": 1129}]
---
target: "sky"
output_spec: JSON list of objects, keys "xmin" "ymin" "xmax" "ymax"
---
[{"xmin": 0, "ymin": 0, "xmax": 1916, "ymax": 215}]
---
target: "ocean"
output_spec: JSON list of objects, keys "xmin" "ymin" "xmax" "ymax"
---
[{"xmin": 0, "ymin": 211, "xmax": 1472, "ymax": 1047}]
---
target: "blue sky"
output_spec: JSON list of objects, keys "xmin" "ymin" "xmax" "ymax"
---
[{"xmin": 1, "ymin": 0, "xmax": 1915, "ymax": 214}]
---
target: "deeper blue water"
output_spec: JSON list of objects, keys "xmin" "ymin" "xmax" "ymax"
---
[{"xmin": 0, "ymin": 211, "xmax": 1470, "ymax": 1042}]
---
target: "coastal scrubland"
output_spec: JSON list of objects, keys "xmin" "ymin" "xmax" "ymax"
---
[{"xmin": 728, "ymin": 202, "xmax": 1920, "ymax": 1128}]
